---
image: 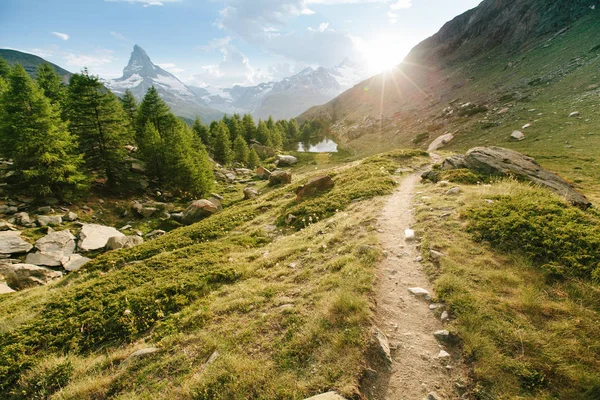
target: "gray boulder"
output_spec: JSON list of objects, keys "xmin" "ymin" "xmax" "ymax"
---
[
  {"xmin": 0, "ymin": 231, "xmax": 33, "ymax": 254},
  {"xmin": 25, "ymin": 251, "xmax": 65, "ymax": 267},
  {"xmin": 63, "ymin": 211, "xmax": 78, "ymax": 222},
  {"xmin": 182, "ymin": 200, "xmax": 219, "ymax": 225},
  {"xmin": 243, "ymin": 187, "xmax": 259, "ymax": 200},
  {"xmin": 35, "ymin": 230, "xmax": 76, "ymax": 254},
  {"xmin": 511, "ymin": 130, "xmax": 526, "ymax": 141},
  {"xmin": 14, "ymin": 212, "xmax": 33, "ymax": 227},
  {"xmin": 275, "ymin": 155, "xmax": 298, "ymax": 167},
  {"xmin": 79, "ymin": 224, "xmax": 125, "ymax": 251},
  {"xmin": 451, "ymin": 147, "xmax": 591, "ymax": 209},
  {"xmin": 37, "ymin": 215, "xmax": 62, "ymax": 227},
  {"xmin": 0, "ymin": 263, "xmax": 62, "ymax": 290},
  {"xmin": 106, "ymin": 235, "xmax": 144, "ymax": 250},
  {"xmin": 0, "ymin": 220, "xmax": 17, "ymax": 231},
  {"xmin": 61, "ymin": 254, "xmax": 91, "ymax": 272},
  {"xmin": 255, "ymin": 166, "xmax": 271, "ymax": 180},
  {"xmin": 269, "ymin": 170, "xmax": 292, "ymax": 186},
  {"xmin": 296, "ymin": 175, "xmax": 334, "ymax": 201}
]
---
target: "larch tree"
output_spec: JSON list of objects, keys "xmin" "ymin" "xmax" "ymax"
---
[
  {"xmin": 233, "ymin": 135, "xmax": 249, "ymax": 165},
  {"xmin": 36, "ymin": 63, "xmax": 66, "ymax": 108},
  {"xmin": 256, "ymin": 120, "xmax": 272, "ymax": 146},
  {"xmin": 120, "ymin": 89, "xmax": 138, "ymax": 128},
  {"xmin": 212, "ymin": 121, "xmax": 232, "ymax": 165},
  {"xmin": 192, "ymin": 116, "xmax": 210, "ymax": 146},
  {"xmin": 241, "ymin": 113, "xmax": 256, "ymax": 143},
  {"xmin": 247, "ymin": 148, "xmax": 260, "ymax": 169},
  {"xmin": 0, "ymin": 65, "xmax": 87, "ymax": 200},
  {"xmin": 0, "ymin": 57, "xmax": 10, "ymax": 79},
  {"xmin": 67, "ymin": 69, "xmax": 131, "ymax": 186}
]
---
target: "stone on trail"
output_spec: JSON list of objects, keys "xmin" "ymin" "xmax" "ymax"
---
[
  {"xmin": 434, "ymin": 330, "xmax": 450, "ymax": 341},
  {"xmin": 371, "ymin": 328, "xmax": 393, "ymax": 369},
  {"xmin": 440, "ymin": 311, "xmax": 449, "ymax": 322},
  {"xmin": 303, "ymin": 392, "xmax": 347, "ymax": 400},
  {"xmin": 78, "ymin": 224, "xmax": 125, "ymax": 252},
  {"xmin": 436, "ymin": 350, "xmax": 451, "ymax": 360},
  {"xmin": 0, "ymin": 231, "xmax": 33, "ymax": 254},
  {"xmin": 408, "ymin": 287, "xmax": 431, "ymax": 301},
  {"xmin": 404, "ymin": 229, "xmax": 416, "ymax": 241},
  {"xmin": 427, "ymin": 392, "xmax": 443, "ymax": 400}
]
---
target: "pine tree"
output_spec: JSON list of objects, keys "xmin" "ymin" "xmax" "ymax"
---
[
  {"xmin": 192, "ymin": 116, "xmax": 210, "ymax": 146},
  {"xmin": 241, "ymin": 113, "xmax": 256, "ymax": 143},
  {"xmin": 36, "ymin": 63, "xmax": 66, "ymax": 107},
  {"xmin": 0, "ymin": 65, "xmax": 87, "ymax": 199},
  {"xmin": 166, "ymin": 121, "xmax": 213, "ymax": 196},
  {"xmin": 67, "ymin": 69, "xmax": 131, "ymax": 186},
  {"xmin": 0, "ymin": 57, "xmax": 10, "ymax": 79},
  {"xmin": 256, "ymin": 120, "xmax": 272, "ymax": 146},
  {"xmin": 212, "ymin": 121, "xmax": 232, "ymax": 165},
  {"xmin": 248, "ymin": 148, "xmax": 260, "ymax": 169},
  {"xmin": 136, "ymin": 86, "xmax": 176, "ymax": 139},
  {"xmin": 266, "ymin": 116, "xmax": 275, "ymax": 131},
  {"xmin": 233, "ymin": 135, "xmax": 249, "ymax": 165},
  {"xmin": 226, "ymin": 113, "xmax": 242, "ymax": 142},
  {"xmin": 287, "ymin": 119, "xmax": 299, "ymax": 142},
  {"xmin": 269, "ymin": 123, "xmax": 284, "ymax": 149},
  {"xmin": 120, "ymin": 89, "xmax": 138, "ymax": 127}
]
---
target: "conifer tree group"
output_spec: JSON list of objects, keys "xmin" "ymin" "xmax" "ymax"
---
[{"xmin": 0, "ymin": 57, "xmax": 318, "ymax": 202}]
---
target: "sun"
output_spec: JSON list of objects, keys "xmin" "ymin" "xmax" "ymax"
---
[{"xmin": 358, "ymin": 35, "xmax": 408, "ymax": 74}]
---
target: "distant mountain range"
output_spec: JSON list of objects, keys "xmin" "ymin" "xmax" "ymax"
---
[
  {"xmin": 0, "ymin": 49, "xmax": 72, "ymax": 83},
  {"xmin": 190, "ymin": 58, "xmax": 368, "ymax": 120},
  {"xmin": 0, "ymin": 45, "xmax": 369, "ymax": 122}
]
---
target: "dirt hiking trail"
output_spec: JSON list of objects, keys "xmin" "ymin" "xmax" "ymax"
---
[{"xmin": 365, "ymin": 165, "xmax": 464, "ymax": 400}]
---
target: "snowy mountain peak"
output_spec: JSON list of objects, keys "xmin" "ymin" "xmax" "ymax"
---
[
  {"xmin": 105, "ymin": 45, "xmax": 223, "ymax": 122},
  {"xmin": 122, "ymin": 44, "xmax": 160, "ymax": 79}
]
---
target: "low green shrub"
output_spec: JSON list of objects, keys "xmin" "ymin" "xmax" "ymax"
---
[{"xmin": 464, "ymin": 189, "xmax": 600, "ymax": 281}]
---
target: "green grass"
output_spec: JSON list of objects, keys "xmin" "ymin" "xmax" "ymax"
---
[
  {"xmin": 414, "ymin": 178, "xmax": 600, "ymax": 399},
  {"xmin": 0, "ymin": 150, "xmax": 426, "ymax": 399}
]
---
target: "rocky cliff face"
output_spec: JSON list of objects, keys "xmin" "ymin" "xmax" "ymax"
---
[{"xmin": 407, "ymin": 0, "xmax": 598, "ymax": 65}]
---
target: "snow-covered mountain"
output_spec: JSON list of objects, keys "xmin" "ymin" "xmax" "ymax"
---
[
  {"xmin": 106, "ymin": 45, "xmax": 367, "ymax": 122},
  {"xmin": 190, "ymin": 58, "xmax": 369, "ymax": 120},
  {"xmin": 105, "ymin": 45, "xmax": 223, "ymax": 122}
]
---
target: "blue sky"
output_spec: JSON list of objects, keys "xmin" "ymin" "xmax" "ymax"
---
[{"xmin": 0, "ymin": 0, "xmax": 482, "ymax": 87}]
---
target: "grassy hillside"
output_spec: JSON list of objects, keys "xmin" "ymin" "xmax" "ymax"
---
[
  {"xmin": 301, "ymin": 13, "xmax": 600, "ymax": 201},
  {"xmin": 0, "ymin": 49, "xmax": 73, "ymax": 83},
  {"xmin": 0, "ymin": 150, "xmax": 428, "ymax": 399}
]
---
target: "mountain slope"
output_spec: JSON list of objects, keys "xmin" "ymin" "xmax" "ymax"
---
[
  {"xmin": 300, "ymin": 0, "xmax": 600, "ymax": 200},
  {"xmin": 0, "ymin": 49, "xmax": 72, "ymax": 83},
  {"xmin": 106, "ymin": 45, "xmax": 223, "ymax": 122},
  {"xmin": 191, "ymin": 58, "xmax": 368, "ymax": 120}
]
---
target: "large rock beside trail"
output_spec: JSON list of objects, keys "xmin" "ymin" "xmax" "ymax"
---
[
  {"xmin": 269, "ymin": 170, "xmax": 292, "ymax": 186},
  {"xmin": 0, "ymin": 231, "xmax": 33, "ymax": 254},
  {"xmin": 182, "ymin": 199, "xmax": 219, "ymax": 225},
  {"xmin": 0, "ymin": 263, "xmax": 62, "ymax": 290},
  {"xmin": 106, "ymin": 235, "xmax": 144, "ymax": 250},
  {"xmin": 442, "ymin": 147, "xmax": 591, "ymax": 209},
  {"xmin": 275, "ymin": 155, "xmax": 298, "ymax": 167},
  {"xmin": 25, "ymin": 230, "xmax": 77, "ymax": 267},
  {"xmin": 296, "ymin": 175, "xmax": 334, "ymax": 201},
  {"xmin": 78, "ymin": 224, "xmax": 125, "ymax": 252}
]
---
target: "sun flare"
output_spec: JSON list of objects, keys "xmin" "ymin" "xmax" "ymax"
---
[{"xmin": 358, "ymin": 35, "xmax": 408, "ymax": 74}]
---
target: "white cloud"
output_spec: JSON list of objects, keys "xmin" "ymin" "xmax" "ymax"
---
[
  {"xmin": 307, "ymin": 22, "xmax": 329, "ymax": 32},
  {"xmin": 110, "ymin": 31, "xmax": 129, "ymax": 42},
  {"xmin": 63, "ymin": 49, "xmax": 115, "ymax": 69},
  {"xmin": 157, "ymin": 63, "xmax": 185, "ymax": 73},
  {"xmin": 387, "ymin": 10, "xmax": 398, "ymax": 23},
  {"xmin": 188, "ymin": 40, "xmax": 258, "ymax": 87},
  {"xmin": 104, "ymin": 0, "xmax": 180, "ymax": 7},
  {"xmin": 52, "ymin": 32, "xmax": 69, "ymax": 41},
  {"xmin": 389, "ymin": 0, "xmax": 412, "ymax": 10}
]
